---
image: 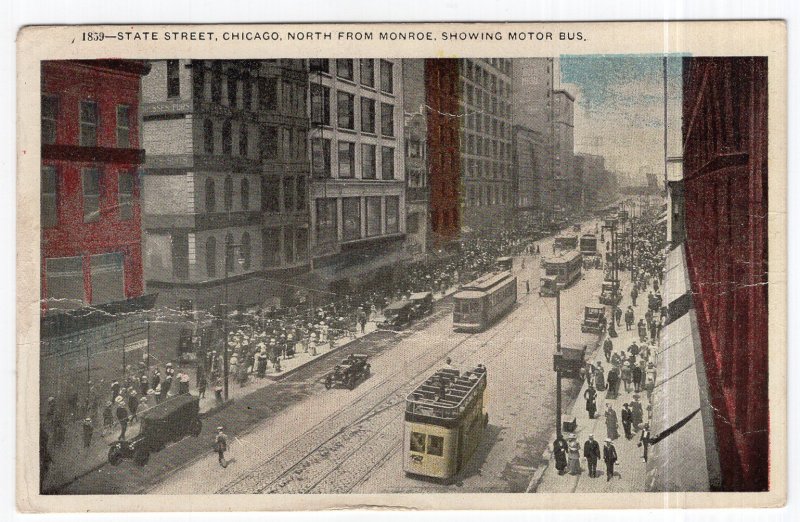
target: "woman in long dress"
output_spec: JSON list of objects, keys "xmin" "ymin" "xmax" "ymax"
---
[
  {"xmin": 605, "ymin": 404, "xmax": 620, "ymax": 440},
  {"xmin": 567, "ymin": 436, "xmax": 582, "ymax": 475},
  {"xmin": 553, "ymin": 436, "xmax": 568, "ymax": 475}
]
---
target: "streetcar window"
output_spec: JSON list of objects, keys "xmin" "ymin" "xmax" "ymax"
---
[
  {"xmin": 410, "ymin": 431, "xmax": 426, "ymax": 453},
  {"xmin": 427, "ymin": 435, "xmax": 444, "ymax": 456}
]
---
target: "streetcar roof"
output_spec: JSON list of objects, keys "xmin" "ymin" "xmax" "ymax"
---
[
  {"xmin": 543, "ymin": 251, "xmax": 582, "ymax": 264},
  {"xmin": 409, "ymin": 292, "xmax": 433, "ymax": 300},
  {"xmin": 453, "ymin": 290, "xmax": 485, "ymax": 299},
  {"xmin": 384, "ymin": 300, "xmax": 412, "ymax": 311},
  {"xmin": 460, "ymin": 271, "xmax": 512, "ymax": 291},
  {"xmin": 406, "ymin": 366, "xmax": 487, "ymax": 419}
]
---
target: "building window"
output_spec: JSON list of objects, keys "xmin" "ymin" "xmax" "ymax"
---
[
  {"xmin": 118, "ymin": 170, "xmax": 134, "ymax": 221},
  {"xmin": 342, "ymin": 197, "xmax": 361, "ymax": 241},
  {"xmin": 262, "ymin": 227, "xmax": 280, "ymax": 267},
  {"xmin": 41, "ymin": 166, "xmax": 57, "ymax": 228},
  {"xmin": 381, "ymin": 146, "xmax": 395, "ymax": 180},
  {"xmin": 211, "ymin": 63, "xmax": 222, "ymax": 103},
  {"xmin": 259, "ymin": 77, "xmax": 277, "ymax": 111},
  {"xmin": 167, "ymin": 59, "xmax": 180, "ymax": 98},
  {"xmin": 386, "ymin": 196, "xmax": 399, "ymax": 233},
  {"xmin": 239, "ymin": 124, "xmax": 248, "ymax": 157},
  {"xmin": 242, "ymin": 75, "xmax": 252, "ymax": 110},
  {"xmin": 41, "ymin": 95, "xmax": 58, "ymax": 145},
  {"xmin": 360, "ymin": 59, "xmax": 374, "ymax": 87},
  {"xmin": 337, "ymin": 91, "xmax": 355, "ymax": 130},
  {"xmin": 380, "ymin": 60, "xmax": 394, "ymax": 93},
  {"xmin": 283, "ymin": 228, "xmax": 295, "ymax": 264},
  {"xmin": 336, "ymin": 59, "xmax": 354, "ymax": 80},
  {"xmin": 296, "ymin": 228, "xmax": 308, "ymax": 261},
  {"xmin": 380, "ymin": 103, "xmax": 394, "ymax": 137},
  {"xmin": 90, "ymin": 252, "xmax": 125, "ymax": 304},
  {"xmin": 45, "ymin": 256, "xmax": 85, "ymax": 310},
  {"xmin": 240, "ymin": 177, "xmax": 250, "ymax": 210},
  {"xmin": 116, "ymin": 105, "xmax": 131, "ymax": 148},
  {"xmin": 225, "ymin": 233, "xmax": 235, "ymax": 273},
  {"xmin": 310, "ymin": 84, "xmax": 330, "ymax": 126},
  {"xmin": 81, "ymin": 168, "xmax": 101, "ymax": 222},
  {"xmin": 206, "ymin": 236, "xmax": 217, "ymax": 276},
  {"xmin": 204, "ymin": 119, "xmax": 214, "ymax": 154},
  {"xmin": 362, "ymin": 144, "xmax": 376, "ymax": 179},
  {"xmin": 360, "ymin": 98, "xmax": 375, "ymax": 134},
  {"xmin": 261, "ymin": 126, "xmax": 278, "ymax": 159},
  {"xmin": 296, "ymin": 176, "xmax": 306, "ymax": 211},
  {"xmin": 315, "ymin": 199, "xmax": 338, "ymax": 246},
  {"xmin": 262, "ymin": 177, "xmax": 280, "ymax": 213},
  {"xmin": 366, "ymin": 196, "xmax": 382, "ymax": 236},
  {"xmin": 311, "ymin": 138, "xmax": 331, "ymax": 178},
  {"xmin": 338, "ymin": 141, "xmax": 355, "ymax": 178},
  {"xmin": 224, "ymin": 175, "xmax": 233, "ymax": 211},
  {"xmin": 79, "ymin": 101, "xmax": 98, "ymax": 147},
  {"xmin": 309, "ymin": 59, "xmax": 329, "ymax": 74},
  {"xmin": 205, "ymin": 178, "xmax": 216, "ymax": 212},
  {"xmin": 407, "ymin": 139, "xmax": 421, "ymax": 158},
  {"xmin": 227, "ymin": 75, "xmax": 238, "ymax": 107},
  {"xmin": 222, "ymin": 120, "xmax": 232, "ymax": 155},
  {"xmin": 240, "ymin": 232, "xmax": 251, "ymax": 270},
  {"xmin": 283, "ymin": 177, "xmax": 295, "ymax": 212}
]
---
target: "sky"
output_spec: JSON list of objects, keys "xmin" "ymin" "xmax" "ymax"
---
[{"xmin": 558, "ymin": 54, "xmax": 683, "ymax": 186}]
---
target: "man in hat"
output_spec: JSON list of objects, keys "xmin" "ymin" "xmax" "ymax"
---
[
  {"xmin": 102, "ymin": 400, "xmax": 114, "ymax": 433},
  {"xmin": 115, "ymin": 396, "xmax": 129, "ymax": 440},
  {"xmin": 82, "ymin": 417, "xmax": 94, "ymax": 450},
  {"xmin": 621, "ymin": 361, "xmax": 632, "ymax": 392},
  {"xmin": 583, "ymin": 434, "xmax": 601, "ymax": 478},
  {"xmin": 215, "ymin": 426, "xmax": 229, "ymax": 468},
  {"xmin": 638, "ymin": 423, "xmax": 652, "ymax": 463},
  {"xmin": 603, "ymin": 438, "xmax": 618, "ymax": 481},
  {"xmin": 605, "ymin": 403, "xmax": 619, "ymax": 440},
  {"xmin": 128, "ymin": 389, "xmax": 139, "ymax": 423},
  {"xmin": 621, "ymin": 403, "xmax": 633, "ymax": 439},
  {"xmin": 630, "ymin": 395, "xmax": 644, "ymax": 429},
  {"xmin": 584, "ymin": 384, "xmax": 598, "ymax": 419},
  {"xmin": 603, "ymin": 337, "xmax": 613, "ymax": 363}
]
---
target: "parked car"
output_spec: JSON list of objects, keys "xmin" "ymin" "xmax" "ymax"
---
[{"xmin": 324, "ymin": 354, "xmax": 371, "ymax": 390}]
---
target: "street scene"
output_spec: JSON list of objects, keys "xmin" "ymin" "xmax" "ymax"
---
[{"xmin": 37, "ymin": 55, "xmax": 769, "ymax": 496}]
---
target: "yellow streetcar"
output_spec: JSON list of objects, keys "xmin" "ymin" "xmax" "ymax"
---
[{"xmin": 404, "ymin": 364, "xmax": 489, "ymax": 481}]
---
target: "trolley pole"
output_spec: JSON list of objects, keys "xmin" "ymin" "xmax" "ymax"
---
[{"xmin": 555, "ymin": 288, "xmax": 562, "ymax": 439}]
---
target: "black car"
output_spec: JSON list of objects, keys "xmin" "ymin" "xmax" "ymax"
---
[
  {"xmin": 324, "ymin": 354, "xmax": 371, "ymax": 390},
  {"xmin": 107, "ymin": 394, "xmax": 202, "ymax": 466}
]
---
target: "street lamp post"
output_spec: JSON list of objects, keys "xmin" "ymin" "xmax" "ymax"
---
[
  {"xmin": 555, "ymin": 288, "xmax": 563, "ymax": 439},
  {"xmin": 221, "ymin": 242, "xmax": 245, "ymax": 401}
]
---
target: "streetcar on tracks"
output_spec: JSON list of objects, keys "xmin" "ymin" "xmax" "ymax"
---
[
  {"xmin": 554, "ymin": 234, "xmax": 579, "ymax": 251},
  {"xmin": 404, "ymin": 364, "xmax": 489, "ymax": 481},
  {"xmin": 539, "ymin": 251, "xmax": 583, "ymax": 296},
  {"xmin": 452, "ymin": 271, "xmax": 517, "ymax": 332}
]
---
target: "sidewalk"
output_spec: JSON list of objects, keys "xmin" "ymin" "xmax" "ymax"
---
[
  {"xmin": 533, "ymin": 274, "xmax": 656, "ymax": 493},
  {"xmin": 42, "ymin": 285, "xmax": 460, "ymax": 492}
]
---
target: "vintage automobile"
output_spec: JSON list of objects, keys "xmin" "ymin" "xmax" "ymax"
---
[
  {"xmin": 581, "ymin": 306, "xmax": 606, "ymax": 333},
  {"xmin": 599, "ymin": 281, "xmax": 623, "ymax": 306},
  {"xmin": 553, "ymin": 343, "xmax": 588, "ymax": 379},
  {"xmin": 107, "ymin": 393, "xmax": 202, "ymax": 467},
  {"xmin": 539, "ymin": 275, "xmax": 558, "ymax": 297},
  {"xmin": 409, "ymin": 292, "xmax": 434, "ymax": 319},
  {"xmin": 324, "ymin": 354, "xmax": 371, "ymax": 390},
  {"xmin": 378, "ymin": 300, "xmax": 414, "ymax": 329}
]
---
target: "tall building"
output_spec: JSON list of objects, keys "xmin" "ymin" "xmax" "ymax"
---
[
  {"xmin": 40, "ymin": 59, "xmax": 154, "ymax": 413},
  {"xmin": 141, "ymin": 60, "xmax": 312, "ymax": 354},
  {"xmin": 402, "ymin": 59, "xmax": 429, "ymax": 257},
  {"xmin": 425, "ymin": 59, "xmax": 461, "ymax": 244},
  {"xmin": 511, "ymin": 125, "xmax": 547, "ymax": 218},
  {"xmin": 458, "ymin": 58, "xmax": 514, "ymax": 232},
  {"xmin": 553, "ymin": 89, "xmax": 576, "ymax": 211},
  {"xmin": 575, "ymin": 152, "xmax": 606, "ymax": 207},
  {"xmin": 307, "ymin": 59, "xmax": 406, "ymax": 283}
]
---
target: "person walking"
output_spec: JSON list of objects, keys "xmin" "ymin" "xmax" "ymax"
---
[
  {"xmin": 606, "ymin": 366, "xmax": 620, "ymax": 400},
  {"xmin": 583, "ymin": 434, "xmax": 601, "ymax": 478},
  {"xmin": 567, "ymin": 434, "xmax": 581, "ymax": 475},
  {"xmin": 630, "ymin": 395, "xmax": 644, "ymax": 429},
  {"xmin": 584, "ymin": 384, "xmax": 598, "ymax": 419},
  {"xmin": 115, "ymin": 396, "xmax": 129, "ymax": 441},
  {"xmin": 81, "ymin": 417, "xmax": 93, "ymax": 450},
  {"xmin": 621, "ymin": 403, "xmax": 633, "ymax": 439},
  {"xmin": 638, "ymin": 423, "xmax": 652, "ymax": 463},
  {"xmin": 215, "ymin": 426, "xmax": 229, "ymax": 468},
  {"xmin": 632, "ymin": 363, "xmax": 643, "ymax": 393},
  {"xmin": 553, "ymin": 436, "xmax": 568, "ymax": 475},
  {"xmin": 594, "ymin": 362, "xmax": 606, "ymax": 391},
  {"xmin": 605, "ymin": 403, "xmax": 619, "ymax": 440},
  {"xmin": 621, "ymin": 362, "xmax": 632, "ymax": 392},
  {"xmin": 625, "ymin": 307, "xmax": 634, "ymax": 331},
  {"xmin": 127, "ymin": 390, "xmax": 139, "ymax": 423},
  {"xmin": 614, "ymin": 306, "xmax": 622, "ymax": 327},
  {"xmin": 603, "ymin": 337, "xmax": 613, "ymax": 363},
  {"xmin": 603, "ymin": 438, "xmax": 618, "ymax": 481},
  {"xmin": 630, "ymin": 285, "xmax": 638, "ymax": 307}
]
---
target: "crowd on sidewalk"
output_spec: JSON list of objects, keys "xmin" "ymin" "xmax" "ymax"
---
[{"xmin": 549, "ymin": 209, "xmax": 667, "ymax": 487}]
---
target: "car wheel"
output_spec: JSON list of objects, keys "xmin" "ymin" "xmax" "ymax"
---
[
  {"xmin": 134, "ymin": 447, "xmax": 150, "ymax": 466},
  {"xmin": 107, "ymin": 445, "xmax": 123, "ymax": 466},
  {"xmin": 348, "ymin": 376, "xmax": 356, "ymax": 390},
  {"xmin": 365, "ymin": 364, "xmax": 371, "ymax": 376}
]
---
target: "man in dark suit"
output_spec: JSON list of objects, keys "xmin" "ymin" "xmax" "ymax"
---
[
  {"xmin": 583, "ymin": 434, "xmax": 601, "ymax": 478},
  {"xmin": 603, "ymin": 438, "xmax": 618, "ymax": 481},
  {"xmin": 621, "ymin": 403, "xmax": 633, "ymax": 439}
]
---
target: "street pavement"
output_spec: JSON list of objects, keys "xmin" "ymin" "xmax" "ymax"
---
[{"xmin": 534, "ymin": 266, "xmax": 655, "ymax": 493}]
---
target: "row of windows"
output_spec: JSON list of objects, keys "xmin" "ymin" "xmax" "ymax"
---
[
  {"xmin": 466, "ymin": 183, "xmax": 511, "ymax": 207},
  {"xmin": 202, "ymin": 175, "xmax": 307, "ymax": 214},
  {"xmin": 460, "ymin": 105, "xmax": 512, "ymax": 134},
  {"xmin": 315, "ymin": 195, "xmax": 400, "ymax": 246},
  {"xmin": 310, "ymin": 59, "xmax": 395, "ymax": 94},
  {"xmin": 461, "ymin": 79, "xmax": 512, "ymax": 110},
  {"xmin": 44, "ymin": 253, "xmax": 126, "ymax": 310},
  {"xmin": 201, "ymin": 226, "xmax": 309, "ymax": 279},
  {"xmin": 460, "ymin": 133, "xmax": 513, "ymax": 160},
  {"xmin": 462, "ymin": 59, "xmax": 512, "ymax": 88},
  {"xmin": 201, "ymin": 119, "xmax": 307, "ymax": 161},
  {"xmin": 41, "ymin": 166, "xmax": 135, "ymax": 227},
  {"xmin": 462, "ymin": 159, "xmax": 513, "ymax": 181},
  {"xmin": 311, "ymin": 138, "xmax": 395, "ymax": 180},
  {"xmin": 310, "ymin": 85, "xmax": 395, "ymax": 136},
  {"xmin": 41, "ymin": 95, "xmax": 132, "ymax": 148}
]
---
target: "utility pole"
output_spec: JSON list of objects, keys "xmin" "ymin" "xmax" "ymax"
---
[
  {"xmin": 555, "ymin": 288, "xmax": 562, "ymax": 439},
  {"xmin": 221, "ymin": 241, "xmax": 244, "ymax": 401}
]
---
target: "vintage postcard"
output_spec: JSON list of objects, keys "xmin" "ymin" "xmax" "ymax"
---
[{"xmin": 16, "ymin": 21, "xmax": 786, "ymax": 512}]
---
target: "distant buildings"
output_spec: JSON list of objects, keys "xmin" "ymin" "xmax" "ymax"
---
[
  {"xmin": 511, "ymin": 125, "xmax": 546, "ymax": 217},
  {"xmin": 307, "ymin": 59, "xmax": 406, "ymax": 283},
  {"xmin": 553, "ymin": 90, "xmax": 577, "ymax": 211},
  {"xmin": 402, "ymin": 59, "xmax": 430, "ymax": 257},
  {"xmin": 40, "ymin": 59, "xmax": 154, "ymax": 409}
]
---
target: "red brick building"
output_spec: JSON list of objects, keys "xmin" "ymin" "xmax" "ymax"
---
[
  {"xmin": 41, "ymin": 60, "xmax": 150, "ymax": 312},
  {"xmin": 425, "ymin": 59, "xmax": 461, "ymax": 243},
  {"xmin": 682, "ymin": 56, "xmax": 769, "ymax": 491}
]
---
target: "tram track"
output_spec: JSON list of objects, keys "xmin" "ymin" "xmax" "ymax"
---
[{"xmin": 218, "ymin": 291, "xmax": 539, "ymax": 494}]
